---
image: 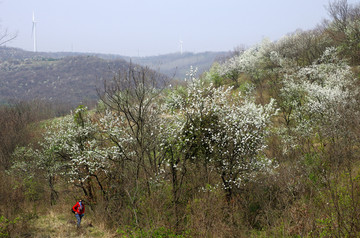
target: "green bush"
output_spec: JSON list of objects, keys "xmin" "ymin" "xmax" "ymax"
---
[{"xmin": 0, "ymin": 216, "xmax": 19, "ymax": 238}]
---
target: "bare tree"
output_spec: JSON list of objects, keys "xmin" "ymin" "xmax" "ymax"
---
[
  {"xmin": 0, "ymin": 25, "xmax": 17, "ymax": 46},
  {"xmin": 275, "ymin": 27, "xmax": 330, "ymax": 66},
  {"xmin": 99, "ymin": 63, "xmax": 168, "ymax": 190},
  {"xmin": 326, "ymin": 0, "xmax": 351, "ymax": 32},
  {"xmin": 325, "ymin": 0, "xmax": 360, "ymax": 63}
]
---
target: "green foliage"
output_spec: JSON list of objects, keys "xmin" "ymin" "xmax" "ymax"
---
[
  {"xmin": 315, "ymin": 170, "xmax": 360, "ymax": 237},
  {"xmin": 0, "ymin": 216, "xmax": 19, "ymax": 238},
  {"xmin": 203, "ymin": 62, "xmax": 223, "ymax": 87},
  {"xmin": 23, "ymin": 177, "xmax": 43, "ymax": 202},
  {"xmin": 73, "ymin": 105, "xmax": 87, "ymax": 126}
]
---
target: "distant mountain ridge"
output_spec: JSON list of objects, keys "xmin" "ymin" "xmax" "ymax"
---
[
  {"xmin": 122, "ymin": 51, "xmax": 227, "ymax": 80},
  {"xmin": 0, "ymin": 47, "xmax": 227, "ymax": 78},
  {"xmin": 0, "ymin": 47, "xmax": 227, "ymax": 105}
]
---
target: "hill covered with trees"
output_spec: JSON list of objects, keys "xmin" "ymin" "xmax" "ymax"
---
[
  {"xmin": 0, "ymin": 52, "xmax": 130, "ymax": 106},
  {"xmin": 0, "ymin": 47, "xmax": 225, "ymax": 106},
  {"xmin": 1, "ymin": 0, "xmax": 360, "ymax": 237},
  {"xmin": 123, "ymin": 51, "xmax": 226, "ymax": 80}
]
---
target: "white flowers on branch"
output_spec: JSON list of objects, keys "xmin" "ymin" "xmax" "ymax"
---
[
  {"xmin": 217, "ymin": 39, "xmax": 274, "ymax": 81},
  {"xmin": 167, "ymin": 69, "xmax": 277, "ymax": 190},
  {"xmin": 40, "ymin": 106, "xmax": 109, "ymax": 183},
  {"xmin": 279, "ymin": 47, "xmax": 358, "ymax": 149}
]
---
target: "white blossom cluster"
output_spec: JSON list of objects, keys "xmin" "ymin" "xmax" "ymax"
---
[
  {"xmin": 279, "ymin": 47, "xmax": 358, "ymax": 150},
  {"xmin": 217, "ymin": 39, "xmax": 274, "ymax": 80},
  {"xmin": 98, "ymin": 109, "xmax": 136, "ymax": 161},
  {"xmin": 166, "ymin": 69, "xmax": 277, "ymax": 188},
  {"xmin": 98, "ymin": 92, "xmax": 169, "ymax": 181},
  {"xmin": 39, "ymin": 106, "xmax": 109, "ymax": 183}
]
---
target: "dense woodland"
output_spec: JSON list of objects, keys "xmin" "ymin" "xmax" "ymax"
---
[{"xmin": 1, "ymin": 0, "xmax": 360, "ymax": 237}]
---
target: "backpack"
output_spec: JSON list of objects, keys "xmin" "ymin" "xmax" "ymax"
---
[{"xmin": 71, "ymin": 208, "xmax": 75, "ymax": 214}]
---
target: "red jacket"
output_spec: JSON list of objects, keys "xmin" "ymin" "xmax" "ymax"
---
[{"xmin": 72, "ymin": 201, "xmax": 85, "ymax": 215}]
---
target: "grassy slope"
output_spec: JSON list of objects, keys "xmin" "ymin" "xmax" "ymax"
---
[{"xmin": 27, "ymin": 208, "xmax": 116, "ymax": 238}]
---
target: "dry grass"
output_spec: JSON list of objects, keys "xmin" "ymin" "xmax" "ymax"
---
[{"xmin": 28, "ymin": 209, "xmax": 117, "ymax": 238}]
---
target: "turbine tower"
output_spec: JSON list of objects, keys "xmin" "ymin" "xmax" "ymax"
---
[
  {"xmin": 179, "ymin": 40, "xmax": 183, "ymax": 55},
  {"xmin": 32, "ymin": 11, "xmax": 37, "ymax": 52}
]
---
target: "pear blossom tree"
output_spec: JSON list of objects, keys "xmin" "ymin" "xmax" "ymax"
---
[
  {"xmin": 166, "ymin": 67, "xmax": 277, "ymax": 200},
  {"xmin": 11, "ymin": 105, "xmax": 109, "ymax": 203},
  {"xmin": 157, "ymin": 102, "xmax": 192, "ymax": 229},
  {"xmin": 44, "ymin": 106, "xmax": 107, "ymax": 200},
  {"xmin": 278, "ymin": 47, "xmax": 358, "ymax": 155},
  {"xmin": 217, "ymin": 39, "xmax": 274, "ymax": 81},
  {"xmin": 276, "ymin": 46, "xmax": 360, "ymax": 236},
  {"xmin": 47, "ymin": 106, "xmax": 110, "ymax": 200},
  {"xmin": 216, "ymin": 39, "xmax": 276, "ymax": 102},
  {"xmin": 96, "ymin": 105, "xmax": 168, "ymax": 197},
  {"xmin": 11, "ymin": 145, "xmax": 60, "ymax": 204}
]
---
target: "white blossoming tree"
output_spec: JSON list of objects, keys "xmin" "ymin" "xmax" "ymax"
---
[
  {"xmin": 166, "ymin": 67, "xmax": 277, "ymax": 200},
  {"xmin": 279, "ymin": 47, "xmax": 358, "ymax": 155},
  {"xmin": 217, "ymin": 39, "xmax": 273, "ymax": 81},
  {"xmin": 50, "ymin": 106, "xmax": 110, "ymax": 199},
  {"xmin": 11, "ymin": 105, "xmax": 109, "ymax": 203},
  {"xmin": 275, "ymin": 45, "xmax": 360, "ymax": 236},
  {"xmin": 216, "ymin": 39, "xmax": 278, "ymax": 103}
]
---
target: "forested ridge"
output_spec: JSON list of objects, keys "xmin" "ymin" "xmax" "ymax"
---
[
  {"xmin": 1, "ymin": 0, "xmax": 360, "ymax": 237},
  {"xmin": 0, "ymin": 47, "xmax": 224, "ymax": 106},
  {"xmin": 0, "ymin": 55, "xmax": 130, "ymax": 106}
]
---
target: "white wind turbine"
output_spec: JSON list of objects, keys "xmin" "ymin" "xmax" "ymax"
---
[
  {"xmin": 179, "ymin": 40, "xmax": 183, "ymax": 55},
  {"xmin": 32, "ymin": 11, "xmax": 37, "ymax": 52}
]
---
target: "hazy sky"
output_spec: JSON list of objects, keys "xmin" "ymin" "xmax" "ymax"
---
[{"xmin": 0, "ymin": 0, "xmax": 358, "ymax": 56}]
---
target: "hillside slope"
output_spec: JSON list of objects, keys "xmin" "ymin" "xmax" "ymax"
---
[
  {"xmin": 0, "ymin": 53, "xmax": 129, "ymax": 105},
  {"xmin": 123, "ymin": 51, "xmax": 227, "ymax": 79},
  {"xmin": 0, "ymin": 47, "xmax": 226, "ymax": 105}
]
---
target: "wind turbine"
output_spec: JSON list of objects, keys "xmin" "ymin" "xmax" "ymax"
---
[
  {"xmin": 179, "ymin": 40, "xmax": 183, "ymax": 55},
  {"xmin": 32, "ymin": 11, "xmax": 37, "ymax": 52}
]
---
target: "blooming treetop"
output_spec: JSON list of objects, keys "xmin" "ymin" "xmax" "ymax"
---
[
  {"xmin": 166, "ymin": 67, "xmax": 277, "ymax": 190},
  {"xmin": 279, "ymin": 47, "xmax": 358, "ymax": 151},
  {"xmin": 217, "ymin": 39, "xmax": 274, "ymax": 81}
]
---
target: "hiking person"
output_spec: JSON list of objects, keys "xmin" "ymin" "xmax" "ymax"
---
[{"xmin": 72, "ymin": 199, "xmax": 85, "ymax": 228}]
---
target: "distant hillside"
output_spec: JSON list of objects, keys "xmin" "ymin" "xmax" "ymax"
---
[
  {"xmin": 0, "ymin": 47, "xmax": 227, "ymax": 78},
  {"xmin": 0, "ymin": 47, "xmax": 84, "ymax": 61},
  {"xmin": 0, "ymin": 47, "xmax": 227, "ymax": 105},
  {"xmin": 0, "ymin": 49, "xmax": 130, "ymax": 105},
  {"xmin": 123, "ymin": 52, "xmax": 228, "ymax": 80}
]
